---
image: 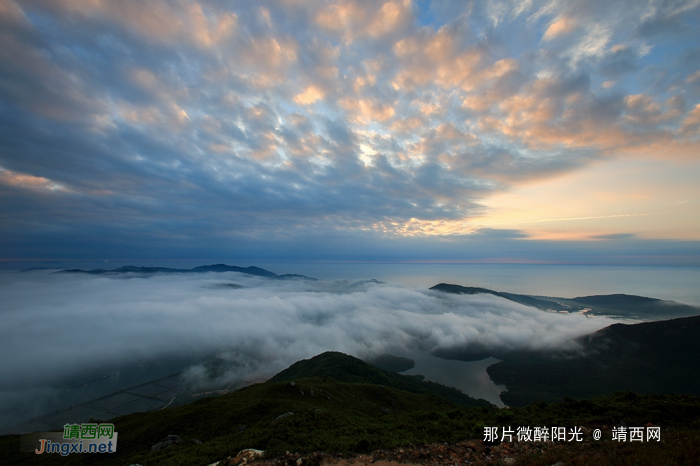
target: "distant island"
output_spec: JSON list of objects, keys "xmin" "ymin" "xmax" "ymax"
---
[
  {"xmin": 54, "ymin": 263, "xmax": 317, "ymax": 281},
  {"xmin": 430, "ymin": 282, "xmax": 700, "ymax": 319}
]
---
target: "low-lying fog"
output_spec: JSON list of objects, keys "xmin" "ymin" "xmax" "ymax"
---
[{"xmin": 0, "ymin": 270, "xmax": 613, "ymax": 431}]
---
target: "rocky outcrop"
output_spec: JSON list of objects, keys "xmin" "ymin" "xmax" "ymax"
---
[{"xmin": 150, "ymin": 434, "xmax": 182, "ymax": 452}]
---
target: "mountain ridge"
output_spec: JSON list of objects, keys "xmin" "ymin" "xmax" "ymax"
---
[
  {"xmin": 268, "ymin": 351, "xmax": 492, "ymax": 408},
  {"xmin": 430, "ymin": 282, "xmax": 700, "ymax": 319},
  {"xmin": 54, "ymin": 263, "xmax": 317, "ymax": 280},
  {"xmin": 487, "ymin": 314, "xmax": 700, "ymax": 406}
]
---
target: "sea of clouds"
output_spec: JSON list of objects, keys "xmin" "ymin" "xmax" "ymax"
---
[{"xmin": 0, "ymin": 270, "xmax": 613, "ymax": 430}]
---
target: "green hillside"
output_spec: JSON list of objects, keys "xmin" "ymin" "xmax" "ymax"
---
[
  {"xmin": 488, "ymin": 315, "xmax": 700, "ymax": 406},
  {"xmin": 2, "ymin": 351, "xmax": 700, "ymax": 466},
  {"xmin": 269, "ymin": 352, "xmax": 491, "ymax": 408},
  {"xmin": 3, "ymin": 382, "xmax": 700, "ymax": 465}
]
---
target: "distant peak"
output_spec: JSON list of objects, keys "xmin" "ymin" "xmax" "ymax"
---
[
  {"xmin": 53, "ymin": 264, "xmax": 317, "ymax": 280},
  {"xmin": 430, "ymin": 283, "xmax": 497, "ymax": 295}
]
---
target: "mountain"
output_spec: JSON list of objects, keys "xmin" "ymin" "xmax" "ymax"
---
[
  {"xmin": 55, "ymin": 263, "xmax": 316, "ymax": 280},
  {"xmin": 430, "ymin": 283, "xmax": 700, "ymax": 319},
  {"xmin": 429, "ymin": 283, "xmax": 570, "ymax": 312},
  {"xmin": 431, "ymin": 283, "xmax": 700, "ymax": 405},
  {"xmin": 268, "ymin": 352, "xmax": 491, "ymax": 408},
  {"xmin": 363, "ymin": 354, "xmax": 415, "ymax": 373},
  {"xmin": 566, "ymin": 293, "xmax": 700, "ymax": 318},
  {"xmin": 487, "ymin": 314, "xmax": 700, "ymax": 406}
]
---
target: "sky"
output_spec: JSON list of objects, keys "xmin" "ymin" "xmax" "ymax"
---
[{"xmin": 1, "ymin": 0, "xmax": 700, "ymax": 264}]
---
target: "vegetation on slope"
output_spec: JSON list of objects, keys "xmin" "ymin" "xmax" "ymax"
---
[
  {"xmin": 488, "ymin": 314, "xmax": 700, "ymax": 406},
  {"xmin": 3, "ymin": 383, "xmax": 699, "ymax": 466},
  {"xmin": 268, "ymin": 352, "xmax": 491, "ymax": 408}
]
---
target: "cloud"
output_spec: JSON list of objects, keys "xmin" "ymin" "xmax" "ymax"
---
[
  {"xmin": 590, "ymin": 233, "xmax": 637, "ymax": 240},
  {"xmin": 339, "ymin": 97, "xmax": 396, "ymax": 123},
  {"xmin": 314, "ymin": 0, "xmax": 414, "ymax": 44},
  {"xmin": 24, "ymin": 0, "xmax": 238, "ymax": 48},
  {"xmin": 294, "ymin": 85, "xmax": 325, "ymax": 105},
  {"xmin": 680, "ymin": 103, "xmax": 700, "ymax": 136},
  {"xmin": 599, "ymin": 45, "xmax": 640, "ymax": 78},
  {"xmin": 0, "ymin": 270, "xmax": 612, "ymax": 429},
  {"xmin": 543, "ymin": 16, "xmax": 578, "ymax": 41},
  {"xmin": 636, "ymin": 0, "xmax": 700, "ymax": 37},
  {"xmin": 471, "ymin": 228, "xmax": 529, "ymax": 239},
  {"xmin": 392, "ymin": 21, "xmax": 486, "ymax": 91},
  {"xmin": 0, "ymin": 168, "xmax": 69, "ymax": 192}
]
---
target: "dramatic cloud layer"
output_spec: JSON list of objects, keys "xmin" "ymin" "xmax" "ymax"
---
[
  {"xmin": 0, "ymin": 0, "xmax": 699, "ymax": 261},
  {"xmin": 0, "ymin": 271, "xmax": 611, "ymax": 429}
]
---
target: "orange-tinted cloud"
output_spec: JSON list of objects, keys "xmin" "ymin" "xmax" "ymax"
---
[
  {"xmin": 315, "ymin": 0, "xmax": 413, "ymax": 44},
  {"xmin": 0, "ymin": 168, "xmax": 69, "ymax": 192},
  {"xmin": 543, "ymin": 16, "xmax": 577, "ymax": 41},
  {"xmin": 32, "ymin": 0, "xmax": 237, "ymax": 48}
]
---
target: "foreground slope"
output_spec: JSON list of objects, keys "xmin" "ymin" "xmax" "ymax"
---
[
  {"xmin": 2, "ymin": 352, "xmax": 700, "ymax": 466},
  {"xmin": 3, "ymin": 353, "xmax": 490, "ymax": 465}
]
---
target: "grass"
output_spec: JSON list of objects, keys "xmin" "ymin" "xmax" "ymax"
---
[
  {"xmin": 2, "ymin": 384, "xmax": 699, "ymax": 466},
  {"xmin": 3, "ymin": 352, "xmax": 699, "ymax": 465}
]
